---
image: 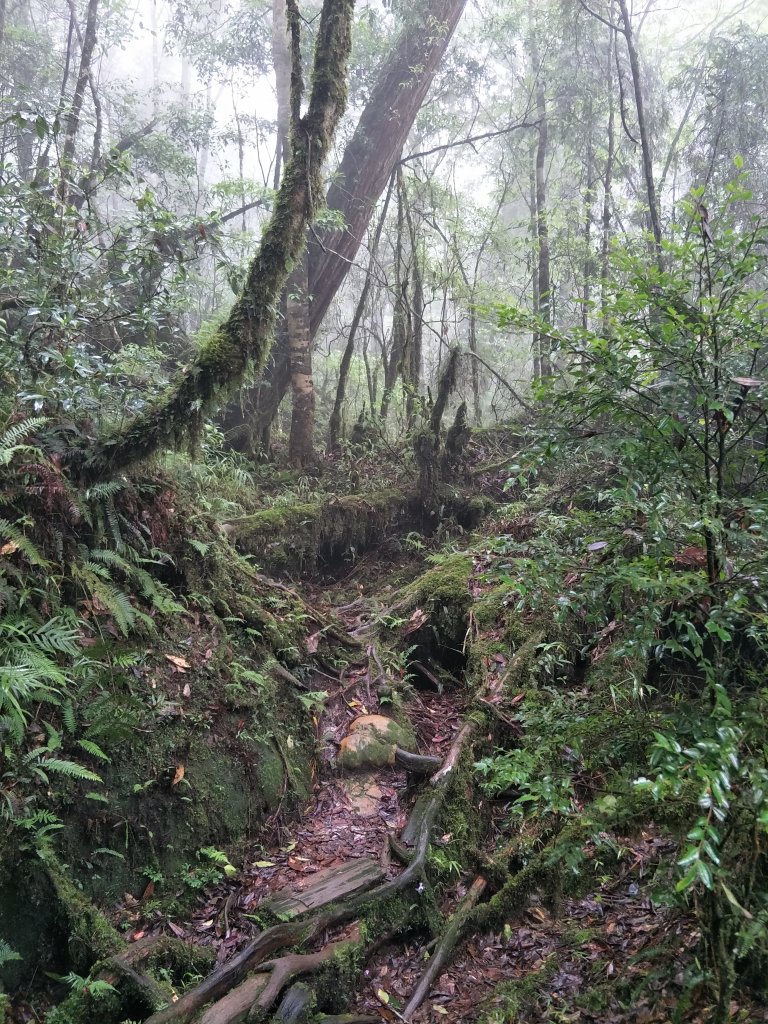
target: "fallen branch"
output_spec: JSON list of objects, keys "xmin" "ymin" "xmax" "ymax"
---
[{"xmin": 401, "ymin": 875, "xmax": 487, "ymax": 1020}]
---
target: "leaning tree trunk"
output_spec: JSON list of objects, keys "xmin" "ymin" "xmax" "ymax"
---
[
  {"xmin": 81, "ymin": 0, "xmax": 355, "ymax": 481},
  {"xmin": 219, "ymin": 0, "xmax": 468, "ymax": 452},
  {"xmin": 307, "ymin": 0, "xmax": 468, "ymax": 337}
]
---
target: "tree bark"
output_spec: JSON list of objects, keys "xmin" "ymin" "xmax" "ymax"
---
[
  {"xmin": 616, "ymin": 0, "xmax": 661, "ymax": 259},
  {"xmin": 600, "ymin": 23, "xmax": 617, "ymax": 331},
  {"xmin": 528, "ymin": 12, "xmax": 552, "ymax": 382},
  {"xmin": 379, "ymin": 167, "xmax": 409, "ymax": 426},
  {"xmin": 287, "ymin": 250, "xmax": 315, "ymax": 466},
  {"xmin": 273, "ymin": 0, "xmax": 316, "ymax": 466},
  {"xmin": 221, "ymin": 0, "xmax": 468, "ymax": 452},
  {"xmin": 307, "ymin": 0, "xmax": 468, "ymax": 338},
  {"xmin": 59, "ymin": 0, "xmax": 99, "ymax": 201},
  {"xmin": 327, "ymin": 168, "xmax": 395, "ymax": 452},
  {"xmin": 81, "ymin": 0, "xmax": 356, "ymax": 481}
]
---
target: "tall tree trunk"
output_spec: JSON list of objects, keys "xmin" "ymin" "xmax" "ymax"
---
[
  {"xmin": 327, "ymin": 169, "xmax": 395, "ymax": 452},
  {"xmin": 616, "ymin": 0, "xmax": 661, "ymax": 259},
  {"xmin": 59, "ymin": 0, "xmax": 99, "ymax": 201},
  {"xmin": 402, "ymin": 170, "xmax": 422, "ymax": 427},
  {"xmin": 581, "ymin": 100, "xmax": 595, "ymax": 334},
  {"xmin": 273, "ymin": 0, "xmax": 315, "ymax": 466},
  {"xmin": 528, "ymin": 138, "xmax": 540, "ymax": 381},
  {"xmin": 287, "ymin": 251, "xmax": 314, "ymax": 466},
  {"xmin": 534, "ymin": 76, "xmax": 551, "ymax": 377},
  {"xmin": 307, "ymin": 0, "xmax": 467, "ymax": 336},
  {"xmin": 380, "ymin": 167, "xmax": 409, "ymax": 425},
  {"xmin": 407, "ymin": 245, "xmax": 424, "ymax": 426},
  {"xmin": 82, "ymin": 0, "xmax": 355, "ymax": 481},
  {"xmin": 221, "ymin": 0, "xmax": 468, "ymax": 452},
  {"xmin": 601, "ymin": 23, "xmax": 616, "ymax": 331}
]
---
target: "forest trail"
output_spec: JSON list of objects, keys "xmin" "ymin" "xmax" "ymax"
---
[{"xmin": 79, "ymin": 542, "xmax": 701, "ymax": 1024}]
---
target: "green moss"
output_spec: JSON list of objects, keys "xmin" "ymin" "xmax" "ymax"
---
[
  {"xmin": 229, "ymin": 489, "xmax": 411, "ymax": 572},
  {"xmin": 42, "ymin": 852, "xmax": 123, "ymax": 972},
  {"xmin": 479, "ymin": 955, "xmax": 557, "ymax": 1023},
  {"xmin": 0, "ymin": 854, "xmax": 60, "ymax": 989},
  {"xmin": 45, "ymin": 986, "xmax": 125, "ymax": 1024},
  {"xmin": 404, "ymin": 553, "xmax": 473, "ymax": 608},
  {"xmin": 312, "ymin": 937, "xmax": 368, "ymax": 1015},
  {"xmin": 255, "ymin": 740, "xmax": 287, "ymax": 810}
]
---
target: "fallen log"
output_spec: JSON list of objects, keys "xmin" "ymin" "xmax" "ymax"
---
[{"xmin": 263, "ymin": 858, "xmax": 384, "ymax": 919}]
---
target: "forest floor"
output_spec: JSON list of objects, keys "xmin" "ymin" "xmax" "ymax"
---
[
  {"xmin": 6, "ymin": 433, "xmax": 768, "ymax": 1024},
  {"xmin": 31, "ymin": 533, "xmax": 762, "ymax": 1024}
]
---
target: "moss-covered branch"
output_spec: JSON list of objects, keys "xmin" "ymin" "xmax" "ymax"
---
[{"xmin": 81, "ymin": 0, "xmax": 355, "ymax": 481}]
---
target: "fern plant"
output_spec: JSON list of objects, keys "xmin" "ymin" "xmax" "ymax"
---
[
  {"xmin": 0, "ymin": 937, "xmax": 22, "ymax": 967},
  {"xmin": 0, "ymin": 416, "xmax": 48, "ymax": 466},
  {"xmin": 0, "ymin": 614, "xmax": 79, "ymax": 743}
]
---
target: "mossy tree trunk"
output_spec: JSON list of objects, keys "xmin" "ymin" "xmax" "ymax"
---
[
  {"xmin": 219, "ymin": 0, "xmax": 468, "ymax": 454},
  {"xmin": 273, "ymin": 0, "xmax": 316, "ymax": 467},
  {"xmin": 287, "ymin": 249, "xmax": 316, "ymax": 466},
  {"xmin": 81, "ymin": 0, "xmax": 355, "ymax": 481}
]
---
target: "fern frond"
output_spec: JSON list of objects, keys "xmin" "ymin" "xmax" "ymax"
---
[
  {"xmin": 0, "ymin": 517, "xmax": 49, "ymax": 566},
  {"xmin": 62, "ymin": 701, "xmax": 77, "ymax": 734},
  {"xmin": 34, "ymin": 757, "xmax": 102, "ymax": 783},
  {"xmin": 0, "ymin": 937, "xmax": 22, "ymax": 966},
  {"xmin": 77, "ymin": 738, "xmax": 110, "ymax": 762},
  {"xmin": 0, "ymin": 416, "xmax": 48, "ymax": 459}
]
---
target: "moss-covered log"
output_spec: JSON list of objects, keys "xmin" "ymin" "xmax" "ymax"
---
[
  {"xmin": 224, "ymin": 489, "xmax": 412, "ymax": 571},
  {"xmin": 81, "ymin": 0, "xmax": 355, "ymax": 482}
]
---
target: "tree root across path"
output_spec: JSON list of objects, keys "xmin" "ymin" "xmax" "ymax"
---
[
  {"xmin": 126, "ymin": 699, "xmax": 486, "ymax": 1024},
  {"xmin": 76, "ymin": 655, "xmax": 588, "ymax": 1024}
]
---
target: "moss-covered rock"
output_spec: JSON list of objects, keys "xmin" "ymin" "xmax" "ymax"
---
[{"xmin": 338, "ymin": 715, "xmax": 416, "ymax": 770}]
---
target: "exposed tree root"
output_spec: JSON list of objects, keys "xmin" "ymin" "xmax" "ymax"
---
[
  {"xmin": 314, "ymin": 1016, "xmax": 379, "ymax": 1024},
  {"xmin": 134, "ymin": 704, "xmax": 483, "ymax": 1023},
  {"xmin": 143, "ymin": 920, "xmax": 334, "ymax": 1024},
  {"xmin": 393, "ymin": 747, "xmax": 442, "ymax": 776},
  {"xmin": 401, "ymin": 874, "xmax": 488, "ymax": 1020},
  {"xmin": 196, "ymin": 932, "xmax": 359, "ymax": 1024}
]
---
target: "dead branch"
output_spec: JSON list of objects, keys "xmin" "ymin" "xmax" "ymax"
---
[
  {"xmin": 401, "ymin": 875, "xmax": 487, "ymax": 1020},
  {"xmin": 430, "ymin": 722, "xmax": 475, "ymax": 787}
]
